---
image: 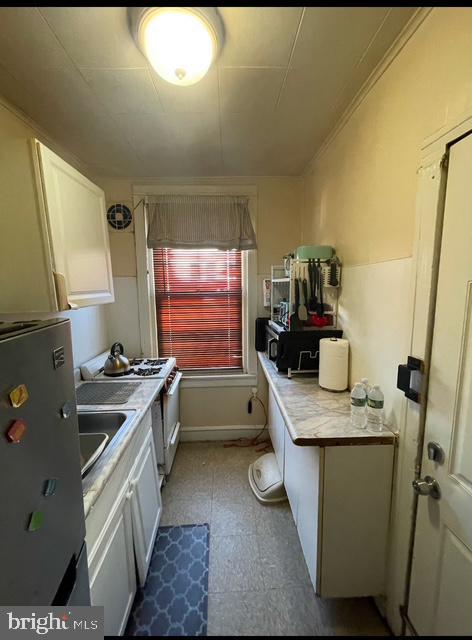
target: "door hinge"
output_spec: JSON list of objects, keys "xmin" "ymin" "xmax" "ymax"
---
[{"xmin": 397, "ymin": 356, "xmax": 424, "ymax": 403}]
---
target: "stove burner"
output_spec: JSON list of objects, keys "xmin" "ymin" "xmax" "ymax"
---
[
  {"xmin": 134, "ymin": 367, "xmax": 162, "ymax": 377},
  {"xmin": 144, "ymin": 359, "xmax": 166, "ymax": 367},
  {"xmin": 129, "ymin": 358, "xmax": 145, "ymax": 366}
]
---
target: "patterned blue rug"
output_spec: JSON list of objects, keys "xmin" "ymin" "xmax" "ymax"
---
[{"xmin": 125, "ymin": 524, "xmax": 210, "ymax": 636}]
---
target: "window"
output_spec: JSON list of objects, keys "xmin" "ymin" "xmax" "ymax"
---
[{"xmin": 153, "ymin": 248, "xmax": 243, "ymax": 372}]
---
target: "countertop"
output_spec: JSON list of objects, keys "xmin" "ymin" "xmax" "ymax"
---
[
  {"xmin": 258, "ymin": 352, "xmax": 396, "ymax": 447},
  {"xmin": 76, "ymin": 378, "xmax": 164, "ymax": 518}
]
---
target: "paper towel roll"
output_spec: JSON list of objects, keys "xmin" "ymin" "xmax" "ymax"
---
[{"xmin": 319, "ymin": 337, "xmax": 349, "ymax": 391}]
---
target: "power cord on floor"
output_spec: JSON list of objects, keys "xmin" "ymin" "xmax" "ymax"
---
[{"xmin": 223, "ymin": 394, "xmax": 271, "ymax": 451}]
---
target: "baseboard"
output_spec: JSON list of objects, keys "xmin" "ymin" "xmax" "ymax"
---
[{"xmin": 180, "ymin": 425, "xmax": 267, "ymax": 442}]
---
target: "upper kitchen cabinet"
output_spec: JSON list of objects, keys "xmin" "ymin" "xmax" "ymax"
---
[{"xmin": 0, "ymin": 138, "xmax": 114, "ymax": 312}]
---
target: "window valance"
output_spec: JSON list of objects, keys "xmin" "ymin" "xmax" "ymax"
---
[{"xmin": 146, "ymin": 195, "xmax": 257, "ymax": 250}]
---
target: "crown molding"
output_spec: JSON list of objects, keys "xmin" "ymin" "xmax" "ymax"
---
[{"xmin": 302, "ymin": 7, "xmax": 433, "ymax": 177}]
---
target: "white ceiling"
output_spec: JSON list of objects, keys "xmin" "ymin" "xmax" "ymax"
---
[{"xmin": 0, "ymin": 7, "xmax": 417, "ymax": 177}]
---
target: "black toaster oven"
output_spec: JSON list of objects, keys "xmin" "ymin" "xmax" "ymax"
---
[{"xmin": 263, "ymin": 320, "xmax": 343, "ymax": 374}]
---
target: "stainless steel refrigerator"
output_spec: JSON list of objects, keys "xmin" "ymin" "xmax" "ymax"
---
[{"xmin": 0, "ymin": 319, "xmax": 90, "ymax": 605}]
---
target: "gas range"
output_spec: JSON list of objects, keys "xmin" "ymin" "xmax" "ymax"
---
[{"xmin": 80, "ymin": 352, "xmax": 177, "ymax": 381}]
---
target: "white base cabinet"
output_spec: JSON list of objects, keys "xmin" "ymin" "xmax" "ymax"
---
[
  {"xmin": 86, "ymin": 412, "xmax": 162, "ymax": 635},
  {"xmin": 130, "ymin": 428, "xmax": 162, "ymax": 586},
  {"xmin": 89, "ymin": 484, "xmax": 136, "ymax": 636},
  {"xmin": 268, "ymin": 388, "xmax": 394, "ymax": 598}
]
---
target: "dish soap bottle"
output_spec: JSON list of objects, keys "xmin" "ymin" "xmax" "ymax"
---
[
  {"xmin": 367, "ymin": 384, "xmax": 384, "ymax": 431},
  {"xmin": 350, "ymin": 382, "xmax": 367, "ymax": 429}
]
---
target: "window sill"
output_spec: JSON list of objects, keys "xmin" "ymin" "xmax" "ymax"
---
[{"xmin": 180, "ymin": 373, "xmax": 257, "ymax": 389}]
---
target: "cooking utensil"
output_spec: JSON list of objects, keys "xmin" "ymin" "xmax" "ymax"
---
[
  {"xmin": 302, "ymin": 278, "xmax": 310, "ymax": 318},
  {"xmin": 103, "ymin": 342, "xmax": 131, "ymax": 377},
  {"xmin": 308, "ymin": 259, "xmax": 317, "ymax": 311},
  {"xmin": 290, "ymin": 278, "xmax": 301, "ymax": 330},
  {"xmin": 317, "ymin": 259, "xmax": 324, "ymax": 317},
  {"xmin": 329, "ymin": 258, "xmax": 339, "ymax": 287},
  {"xmin": 298, "ymin": 278, "xmax": 308, "ymax": 322}
]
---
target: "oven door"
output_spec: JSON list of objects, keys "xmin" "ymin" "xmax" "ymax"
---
[{"xmin": 163, "ymin": 371, "xmax": 182, "ymax": 474}]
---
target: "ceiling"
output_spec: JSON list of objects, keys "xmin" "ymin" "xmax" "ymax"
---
[{"xmin": 0, "ymin": 7, "xmax": 417, "ymax": 177}]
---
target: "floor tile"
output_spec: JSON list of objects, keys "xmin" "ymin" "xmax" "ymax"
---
[
  {"xmin": 266, "ymin": 586, "xmax": 323, "ymax": 636},
  {"xmin": 209, "ymin": 534, "xmax": 264, "ymax": 593},
  {"xmin": 207, "ymin": 591, "xmax": 270, "ymax": 636},
  {"xmin": 209, "ymin": 441, "xmax": 268, "ymax": 468},
  {"xmin": 253, "ymin": 499, "xmax": 297, "ymax": 536},
  {"xmin": 258, "ymin": 532, "xmax": 311, "ymax": 589},
  {"xmin": 162, "ymin": 465, "xmax": 213, "ymax": 502},
  {"xmin": 210, "ymin": 498, "xmax": 257, "ymax": 537},
  {"xmin": 212, "ymin": 464, "xmax": 255, "ymax": 500},
  {"xmin": 160, "ymin": 496, "xmax": 212, "ymax": 527}
]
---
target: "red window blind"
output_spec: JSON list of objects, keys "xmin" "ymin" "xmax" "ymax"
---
[{"xmin": 153, "ymin": 248, "xmax": 243, "ymax": 371}]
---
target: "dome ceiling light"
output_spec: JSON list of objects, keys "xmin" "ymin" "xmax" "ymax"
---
[{"xmin": 131, "ymin": 7, "xmax": 224, "ymax": 87}]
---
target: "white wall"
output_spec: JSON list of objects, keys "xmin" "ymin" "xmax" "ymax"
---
[
  {"xmin": 0, "ymin": 307, "xmax": 109, "ymax": 367},
  {"xmin": 301, "ymin": 7, "xmax": 472, "ymax": 633}
]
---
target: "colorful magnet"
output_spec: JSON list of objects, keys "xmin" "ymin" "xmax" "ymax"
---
[
  {"xmin": 27, "ymin": 511, "xmax": 44, "ymax": 532},
  {"xmin": 9, "ymin": 384, "xmax": 29, "ymax": 408},
  {"xmin": 6, "ymin": 419, "xmax": 27, "ymax": 443},
  {"xmin": 43, "ymin": 478, "xmax": 58, "ymax": 497}
]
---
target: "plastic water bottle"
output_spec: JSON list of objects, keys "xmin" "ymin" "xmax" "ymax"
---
[
  {"xmin": 361, "ymin": 378, "xmax": 370, "ymax": 396},
  {"xmin": 367, "ymin": 384, "xmax": 384, "ymax": 431},
  {"xmin": 350, "ymin": 382, "xmax": 367, "ymax": 429}
]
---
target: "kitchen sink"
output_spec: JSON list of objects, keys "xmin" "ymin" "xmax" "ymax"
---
[
  {"xmin": 78, "ymin": 411, "xmax": 128, "ymax": 439},
  {"xmin": 78, "ymin": 411, "xmax": 135, "ymax": 477}
]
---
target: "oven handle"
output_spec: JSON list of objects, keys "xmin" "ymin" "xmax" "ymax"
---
[
  {"xmin": 169, "ymin": 422, "xmax": 180, "ymax": 448},
  {"xmin": 166, "ymin": 371, "xmax": 182, "ymax": 396}
]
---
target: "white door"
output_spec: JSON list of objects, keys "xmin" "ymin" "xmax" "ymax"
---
[
  {"xmin": 36, "ymin": 140, "xmax": 114, "ymax": 309},
  {"xmin": 130, "ymin": 429, "xmax": 162, "ymax": 586},
  {"xmin": 408, "ymin": 133, "xmax": 472, "ymax": 635},
  {"xmin": 89, "ymin": 485, "xmax": 136, "ymax": 636}
]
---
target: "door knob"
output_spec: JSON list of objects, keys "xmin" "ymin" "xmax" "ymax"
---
[{"xmin": 412, "ymin": 476, "xmax": 441, "ymax": 500}]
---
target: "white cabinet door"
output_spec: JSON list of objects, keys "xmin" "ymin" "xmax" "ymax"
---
[
  {"xmin": 268, "ymin": 389, "xmax": 285, "ymax": 476},
  {"xmin": 130, "ymin": 428, "xmax": 162, "ymax": 586},
  {"xmin": 89, "ymin": 484, "xmax": 136, "ymax": 636},
  {"xmin": 284, "ymin": 428, "xmax": 321, "ymax": 590},
  {"xmin": 36, "ymin": 140, "xmax": 114, "ymax": 309}
]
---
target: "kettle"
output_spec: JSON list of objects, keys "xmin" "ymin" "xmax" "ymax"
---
[{"xmin": 103, "ymin": 342, "xmax": 131, "ymax": 377}]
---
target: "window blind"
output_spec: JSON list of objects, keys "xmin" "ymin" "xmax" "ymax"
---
[{"xmin": 153, "ymin": 248, "xmax": 243, "ymax": 371}]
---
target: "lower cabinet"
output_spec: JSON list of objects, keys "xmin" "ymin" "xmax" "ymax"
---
[
  {"xmin": 86, "ymin": 417, "xmax": 162, "ymax": 635},
  {"xmin": 284, "ymin": 428, "xmax": 321, "ymax": 589},
  {"xmin": 267, "ymin": 388, "xmax": 394, "ymax": 598},
  {"xmin": 89, "ymin": 484, "xmax": 136, "ymax": 636},
  {"xmin": 129, "ymin": 429, "xmax": 162, "ymax": 586}
]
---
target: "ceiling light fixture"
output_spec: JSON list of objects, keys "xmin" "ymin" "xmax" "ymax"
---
[{"xmin": 131, "ymin": 7, "xmax": 224, "ymax": 87}]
